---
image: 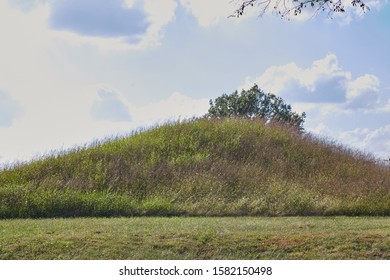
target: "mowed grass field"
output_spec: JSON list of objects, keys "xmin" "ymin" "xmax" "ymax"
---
[{"xmin": 0, "ymin": 217, "xmax": 389, "ymax": 260}]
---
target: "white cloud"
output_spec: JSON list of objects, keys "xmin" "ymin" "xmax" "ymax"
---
[
  {"xmin": 309, "ymin": 122, "xmax": 337, "ymax": 138},
  {"xmin": 338, "ymin": 125, "xmax": 390, "ymax": 159},
  {"xmin": 1, "ymin": 0, "xmax": 389, "ymax": 168},
  {"xmin": 140, "ymin": 0, "xmax": 177, "ymax": 48},
  {"xmin": 338, "ymin": 127, "xmax": 371, "ymax": 150},
  {"xmin": 0, "ymin": 1, "xmax": 196, "ymax": 166},
  {"xmin": 381, "ymin": 98, "xmax": 390, "ymax": 112},
  {"xmin": 306, "ymin": 124, "xmax": 390, "ymax": 160},
  {"xmin": 192, "ymin": 0, "xmax": 387, "ymax": 24},
  {"xmin": 132, "ymin": 92, "xmax": 209, "ymax": 125},
  {"xmin": 48, "ymin": 0, "xmax": 177, "ymax": 51},
  {"xmin": 88, "ymin": 86, "xmax": 209, "ymax": 126},
  {"xmin": 48, "ymin": 0, "xmax": 149, "ymax": 38},
  {"xmin": 0, "ymin": 90, "xmax": 21, "ymax": 127},
  {"xmin": 179, "ymin": 0, "xmax": 238, "ymax": 27},
  {"xmin": 363, "ymin": 125, "xmax": 390, "ymax": 159},
  {"xmin": 91, "ymin": 89, "xmax": 132, "ymax": 122},
  {"xmin": 331, "ymin": 0, "xmax": 386, "ymax": 25},
  {"xmin": 0, "ymin": 1, "xmax": 51, "ymax": 61},
  {"xmin": 242, "ymin": 54, "xmax": 384, "ymax": 111},
  {"xmin": 5, "ymin": 0, "xmax": 177, "ymax": 51},
  {"xmin": 242, "ymin": 54, "xmax": 350, "ymax": 104},
  {"xmin": 7, "ymin": 0, "xmax": 47, "ymax": 11},
  {"xmin": 241, "ymin": 53, "xmax": 390, "ymax": 160},
  {"xmin": 346, "ymin": 74, "xmax": 380, "ymax": 109},
  {"xmin": 0, "ymin": 81, "xmax": 208, "ymax": 166},
  {"xmin": 242, "ymin": 62, "xmax": 301, "ymax": 94}
]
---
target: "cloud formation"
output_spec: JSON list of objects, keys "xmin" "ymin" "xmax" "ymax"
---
[
  {"xmin": 241, "ymin": 53, "xmax": 390, "ymax": 159},
  {"xmin": 7, "ymin": 0, "xmax": 46, "ymax": 12},
  {"xmin": 1, "ymin": 1, "xmax": 389, "ymax": 165},
  {"xmin": 363, "ymin": 125, "xmax": 390, "ymax": 158},
  {"xmin": 179, "ymin": 0, "xmax": 386, "ymax": 26},
  {"xmin": 49, "ymin": 0, "xmax": 149, "ymax": 38},
  {"xmin": 179, "ymin": 0, "xmax": 237, "ymax": 27},
  {"xmin": 133, "ymin": 92, "xmax": 209, "ymax": 124},
  {"xmin": 346, "ymin": 74, "xmax": 380, "ymax": 109},
  {"xmin": 46, "ymin": 0, "xmax": 177, "ymax": 51},
  {"xmin": 338, "ymin": 125, "xmax": 390, "ymax": 159},
  {"xmin": 0, "ymin": 90, "xmax": 21, "ymax": 127},
  {"xmin": 243, "ymin": 54, "xmax": 384, "ymax": 111},
  {"xmin": 91, "ymin": 89, "xmax": 132, "ymax": 122},
  {"xmin": 331, "ymin": 0, "xmax": 386, "ymax": 24}
]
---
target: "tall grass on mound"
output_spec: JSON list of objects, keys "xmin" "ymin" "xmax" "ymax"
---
[{"xmin": 0, "ymin": 118, "xmax": 389, "ymax": 218}]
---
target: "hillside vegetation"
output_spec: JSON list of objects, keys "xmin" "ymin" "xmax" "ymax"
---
[{"xmin": 0, "ymin": 118, "xmax": 389, "ymax": 218}]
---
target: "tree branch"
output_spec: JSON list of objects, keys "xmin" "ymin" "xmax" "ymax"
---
[{"xmin": 231, "ymin": 0, "xmax": 369, "ymax": 18}]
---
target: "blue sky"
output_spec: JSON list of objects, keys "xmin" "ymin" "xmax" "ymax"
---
[{"xmin": 0, "ymin": 0, "xmax": 389, "ymax": 166}]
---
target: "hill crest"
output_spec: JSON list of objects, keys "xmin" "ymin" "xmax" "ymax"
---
[{"xmin": 0, "ymin": 118, "xmax": 389, "ymax": 218}]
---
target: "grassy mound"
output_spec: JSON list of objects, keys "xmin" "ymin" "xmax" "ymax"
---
[{"xmin": 0, "ymin": 118, "xmax": 389, "ymax": 218}]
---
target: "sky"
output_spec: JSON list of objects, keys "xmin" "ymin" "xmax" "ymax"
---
[{"xmin": 0, "ymin": 0, "xmax": 390, "ymax": 167}]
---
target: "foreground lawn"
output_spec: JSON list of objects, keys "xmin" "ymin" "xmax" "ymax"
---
[{"xmin": 0, "ymin": 217, "xmax": 389, "ymax": 260}]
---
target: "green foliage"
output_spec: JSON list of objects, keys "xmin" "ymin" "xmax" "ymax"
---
[
  {"xmin": 0, "ymin": 118, "xmax": 389, "ymax": 218},
  {"xmin": 0, "ymin": 184, "xmax": 180, "ymax": 218},
  {"xmin": 207, "ymin": 84, "xmax": 306, "ymax": 129}
]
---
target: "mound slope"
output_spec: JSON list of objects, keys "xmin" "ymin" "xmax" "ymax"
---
[{"xmin": 0, "ymin": 118, "xmax": 389, "ymax": 217}]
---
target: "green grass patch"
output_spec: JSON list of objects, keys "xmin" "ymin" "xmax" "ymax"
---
[
  {"xmin": 0, "ymin": 184, "xmax": 179, "ymax": 218},
  {"xmin": 0, "ymin": 217, "xmax": 388, "ymax": 260}
]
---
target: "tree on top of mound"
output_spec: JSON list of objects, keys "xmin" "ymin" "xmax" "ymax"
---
[{"xmin": 207, "ymin": 84, "xmax": 306, "ymax": 130}]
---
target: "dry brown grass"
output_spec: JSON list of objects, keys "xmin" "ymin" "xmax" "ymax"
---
[{"xmin": 0, "ymin": 118, "xmax": 389, "ymax": 217}]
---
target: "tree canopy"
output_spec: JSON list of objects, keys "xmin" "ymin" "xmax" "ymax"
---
[
  {"xmin": 232, "ymin": 0, "xmax": 369, "ymax": 18},
  {"xmin": 207, "ymin": 84, "xmax": 306, "ymax": 129}
]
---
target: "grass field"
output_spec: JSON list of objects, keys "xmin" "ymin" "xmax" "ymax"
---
[
  {"xmin": 1, "ymin": 217, "xmax": 389, "ymax": 260},
  {"xmin": 1, "ymin": 118, "xmax": 389, "ymax": 260}
]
